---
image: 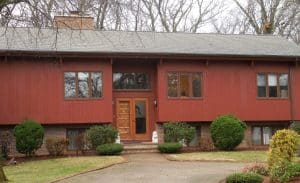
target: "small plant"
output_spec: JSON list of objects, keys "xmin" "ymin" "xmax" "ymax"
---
[
  {"xmin": 163, "ymin": 122, "xmax": 196, "ymax": 145},
  {"xmin": 158, "ymin": 142, "xmax": 183, "ymax": 153},
  {"xmin": 242, "ymin": 163, "xmax": 268, "ymax": 176},
  {"xmin": 210, "ymin": 114, "xmax": 246, "ymax": 151},
  {"xmin": 96, "ymin": 143, "xmax": 123, "ymax": 155},
  {"xmin": 46, "ymin": 137, "xmax": 68, "ymax": 156},
  {"xmin": 87, "ymin": 125, "xmax": 118, "ymax": 148},
  {"xmin": 13, "ymin": 119, "xmax": 44, "ymax": 156},
  {"xmin": 225, "ymin": 172, "xmax": 263, "ymax": 183},
  {"xmin": 269, "ymin": 161, "xmax": 300, "ymax": 183},
  {"xmin": 268, "ymin": 129, "xmax": 299, "ymax": 168}
]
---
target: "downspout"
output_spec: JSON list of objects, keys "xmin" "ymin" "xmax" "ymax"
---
[{"xmin": 289, "ymin": 64, "xmax": 295, "ymax": 127}]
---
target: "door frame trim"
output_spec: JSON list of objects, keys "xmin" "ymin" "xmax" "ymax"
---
[{"xmin": 115, "ymin": 98, "xmax": 150, "ymax": 140}]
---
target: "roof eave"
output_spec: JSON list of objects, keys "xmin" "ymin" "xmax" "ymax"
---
[{"xmin": 0, "ymin": 50, "xmax": 299, "ymax": 62}]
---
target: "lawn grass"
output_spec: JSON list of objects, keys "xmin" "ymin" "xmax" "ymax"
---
[
  {"xmin": 168, "ymin": 151, "xmax": 270, "ymax": 162},
  {"xmin": 4, "ymin": 156, "xmax": 125, "ymax": 183}
]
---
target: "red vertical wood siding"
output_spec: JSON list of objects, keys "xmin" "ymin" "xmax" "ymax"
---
[
  {"xmin": 0, "ymin": 58, "xmax": 113, "ymax": 124},
  {"xmin": 157, "ymin": 60, "xmax": 293, "ymax": 122},
  {"xmin": 0, "ymin": 56, "xmax": 299, "ymax": 126},
  {"xmin": 292, "ymin": 66, "xmax": 300, "ymax": 120}
]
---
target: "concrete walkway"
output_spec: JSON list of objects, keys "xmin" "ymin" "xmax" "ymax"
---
[{"xmin": 57, "ymin": 153, "xmax": 245, "ymax": 183}]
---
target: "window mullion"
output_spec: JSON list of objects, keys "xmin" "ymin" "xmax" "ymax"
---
[
  {"xmin": 266, "ymin": 74, "xmax": 269, "ymax": 98},
  {"xmin": 76, "ymin": 72, "xmax": 79, "ymax": 98},
  {"xmin": 189, "ymin": 73, "xmax": 192, "ymax": 97},
  {"xmin": 177, "ymin": 73, "xmax": 180, "ymax": 97}
]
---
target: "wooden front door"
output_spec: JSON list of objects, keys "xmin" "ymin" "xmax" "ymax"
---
[{"xmin": 116, "ymin": 98, "xmax": 149, "ymax": 140}]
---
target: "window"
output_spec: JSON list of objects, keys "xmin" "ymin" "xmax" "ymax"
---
[
  {"xmin": 67, "ymin": 129, "xmax": 87, "ymax": 150},
  {"xmin": 252, "ymin": 126, "xmax": 285, "ymax": 145},
  {"xmin": 113, "ymin": 73, "xmax": 150, "ymax": 90},
  {"xmin": 256, "ymin": 73, "xmax": 289, "ymax": 98},
  {"xmin": 64, "ymin": 72, "xmax": 102, "ymax": 99},
  {"xmin": 167, "ymin": 72, "xmax": 202, "ymax": 98}
]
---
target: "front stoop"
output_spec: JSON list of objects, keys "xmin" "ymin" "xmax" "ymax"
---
[{"xmin": 122, "ymin": 143, "xmax": 159, "ymax": 154}]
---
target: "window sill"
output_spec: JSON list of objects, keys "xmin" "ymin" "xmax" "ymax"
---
[
  {"xmin": 113, "ymin": 89, "xmax": 152, "ymax": 92},
  {"xmin": 167, "ymin": 97, "xmax": 203, "ymax": 100},
  {"xmin": 256, "ymin": 97, "xmax": 289, "ymax": 100},
  {"xmin": 64, "ymin": 98, "xmax": 103, "ymax": 101}
]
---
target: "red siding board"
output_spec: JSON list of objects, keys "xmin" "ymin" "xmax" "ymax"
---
[
  {"xmin": 0, "ymin": 57, "xmax": 299, "ymax": 126},
  {"xmin": 157, "ymin": 61, "xmax": 292, "ymax": 122},
  {"xmin": 0, "ymin": 58, "xmax": 113, "ymax": 125}
]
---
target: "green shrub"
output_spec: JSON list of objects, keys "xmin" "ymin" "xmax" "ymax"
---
[
  {"xmin": 292, "ymin": 123, "xmax": 300, "ymax": 134},
  {"xmin": 225, "ymin": 172, "xmax": 263, "ymax": 183},
  {"xmin": 163, "ymin": 122, "xmax": 196, "ymax": 145},
  {"xmin": 268, "ymin": 129, "xmax": 299, "ymax": 168},
  {"xmin": 158, "ymin": 142, "xmax": 183, "ymax": 153},
  {"xmin": 46, "ymin": 137, "xmax": 68, "ymax": 156},
  {"xmin": 87, "ymin": 125, "xmax": 118, "ymax": 148},
  {"xmin": 269, "ymin": 161, "xmax": 300, "ymax": 183},
  {"xmin": 96, "ymin": 143, "xmax": 123, "ymax": 155},
  {"xmin": 210, "ymin": 115, "xmax": 246, "ymax": 151},
  {"xmin": 242, "ymin": 163, "xmax": 268, "ymax": 176},
  {"xmin": 13, "ymin": 119, "xmax": 44, "ymax": 156}
]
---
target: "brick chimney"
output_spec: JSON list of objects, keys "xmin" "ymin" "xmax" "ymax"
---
[{"xmin": 54, "ymin": 11, "xmax": 94, "ymax": 29}]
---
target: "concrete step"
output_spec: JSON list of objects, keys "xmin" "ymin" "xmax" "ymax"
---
[{"xmin": 122, "ymin": 143, "xmax": 159, "ymax": 154}]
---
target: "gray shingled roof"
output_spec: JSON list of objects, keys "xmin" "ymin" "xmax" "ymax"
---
[{"xmin": 0, "ymin": 27, "xmax": 299, "ymax": 57}]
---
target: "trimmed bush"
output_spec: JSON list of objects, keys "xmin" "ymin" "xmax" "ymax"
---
[
  {"xmin": 158, "ymin": 142, "xmax": 183, "ymax": 153},
  {"xmin": 242, "ymin": 163, "xmax": 268, "ymax": 176},
  {"xmin": 13, "ymin": 119, "xmax": 44, "ymax": 156},
  {"xmin": 269, "ymin": 161, "xmax": 300, "ymax": 183},
  {"xmin": 163, "ymin": 122, "xmax": 196, "ymax": 145},
  {"xmin": 46, "ymin": 137, "xmax": 68, "ymax": 156},
  {"xmin": 87, "ymin": 125, "xmax": 118, "ymax": 148},
  {"xmin": 210, "ymin": 115, "xmax": 246, "ymax": 151},
  {"xmin": 268, "ymin": 129, "xmax": 300, "ymax": 168},
  {"xmin": 96, "ymin": 143, "xmax": 123, "ymax": 155},
  {"xmin": 225, "ymin": 172, "xmax": 263, "ymax": 183}
]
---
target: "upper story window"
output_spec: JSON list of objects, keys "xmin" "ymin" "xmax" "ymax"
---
[
  {"xmin": 113, "ymin": 73, "xmax": 150, "ymax": 90},
  {"xmin": 257, "ymin": 73, "xmax": 288, "ymax": 98},
  {"xmin": 64, "ymin": 72, "xmax": 102, "ymax": 99},
  {"xmin": 168, "ymin": 72, "xmax": 202, "ymax": 98}
]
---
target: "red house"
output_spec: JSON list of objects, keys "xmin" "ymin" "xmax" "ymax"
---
[{"xmin": 0, "ymin": 15, "xmax": 300, "ymax": 155}]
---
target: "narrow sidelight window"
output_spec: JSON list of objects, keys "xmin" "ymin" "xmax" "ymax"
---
[
  {"xmin": 268, "ymin": 74, "xmax": 278, "ymax": 97},
  {"xmin": 167, "ymin": 72, "xmax": 202, "ymax": 98},
  {"xmin": 167, "ymin": 73, "xmax": 178, "ymax": 97},
  {"xmin": 91, "ymin": 72, "xmax": 102, "ymax": 98},
  {"xmin": 256, "ymin": 73, "xmax": 288, "ymax": 99},
  {"xmin": 64, "ymin": 72, "xmax": 76, "ymax": 98},
  {"xmin": 179, "ymin": 74, "xmax": 190, "ymax": 97},
  {"xmin": 257, "ymin": 74, "xmax": 266, "ymax": 97},
  {"xmin": 279, "ymin": 74, "xmax": 289, "ymax": 98},
  {"xmin": 192, "ymin": 73, "xmax": 201, "ymax": 97},
  {"xmin": 64, "ymin": 71, "xmax": 102, "ymax": 99},
  {"xmin": 78, "ymin": 72, "xmax": 89, "ymax": 98}
]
